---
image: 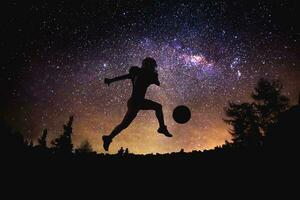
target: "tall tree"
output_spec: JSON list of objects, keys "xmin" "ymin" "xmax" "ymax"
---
[
  {"xmin": 51, "ymin": 116, "xmax": 74, "ymax": 154},
  {"xmin": 252, "ymin": 78, "xmax": 289, "ymax": 135}
]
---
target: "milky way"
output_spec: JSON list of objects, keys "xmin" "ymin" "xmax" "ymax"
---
[{"xmin": 1, "ymin": 0, "xmax": 299, "ymax": 153}]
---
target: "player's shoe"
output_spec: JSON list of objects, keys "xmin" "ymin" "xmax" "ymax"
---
[{"xmin": 157, "ymin": 126, "xmax": 173, "ymax": 137}]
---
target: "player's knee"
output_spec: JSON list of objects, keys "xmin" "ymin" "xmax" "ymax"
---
[{"xmin": 155, "ymin": 103, "xmax": 162, "ymax": 111}]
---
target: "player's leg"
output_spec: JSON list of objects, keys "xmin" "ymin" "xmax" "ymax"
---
[
  {"xmin": 140, "ymin": 99, "xmax": 164, "ymax": 127},
  {"xmin": 140, "ymin": 99, "xmax": 172, "ymax": 137},
  {"xmin": 102, "ymin": 108, "xmax": 138, "ymax": 151},
  {"xmin": 110, "ymin": 109, "xmax": 138, "ymax": 138}
]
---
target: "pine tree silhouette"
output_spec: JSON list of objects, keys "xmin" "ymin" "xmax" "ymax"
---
[
  {"xmin": 252, "ymin": 78, "xmax": 289, "ymax": 135},
  {"xmin": 224, "ymin": 103, "xmax": 261, "ymax": 148},
  {"xmin": 51, "ymin": 116, "xmax": 74, "ymax": 154},
  {"xmin": 37, "ymin": 128, "xmax": 48, "ymax": 149}
]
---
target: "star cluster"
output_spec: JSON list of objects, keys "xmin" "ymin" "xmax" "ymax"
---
[{"xmin": 1, "ymin": 0, "xmax": 299, "ymax": 153}]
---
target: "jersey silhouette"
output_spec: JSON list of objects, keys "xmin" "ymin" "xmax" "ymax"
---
[{"xmin": 102, "ymin": 57, "xmax": 172, "ymax": 151}]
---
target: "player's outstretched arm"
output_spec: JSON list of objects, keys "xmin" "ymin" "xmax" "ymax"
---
[{"xmin": 104, "ymin": 74, "xmax": 131, "ymax": 86}]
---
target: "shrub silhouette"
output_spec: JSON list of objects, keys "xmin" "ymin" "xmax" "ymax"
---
[
  {"xmin": 117, "ymin": 147, "xmax": 125, "ymax": 156},
  {"xmin": 76, "ymin": 140, "xmax": 93, "ymax": 154},
  {"xmin": 124, "ymin": 148, "xmax": 129, "ymax": 156}
]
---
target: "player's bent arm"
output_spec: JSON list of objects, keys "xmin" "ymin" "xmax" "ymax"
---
[
  {"xmin": 154, "ymin": 80, "xmax": 160, "ymax": 86},
  {"xmin": 153, "ymin": 73, "xmax": 160, "ymax": 86}
]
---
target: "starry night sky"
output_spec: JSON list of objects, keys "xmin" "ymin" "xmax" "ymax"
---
[{"xmin": 1, "ymin": 0, "xmax": 299, "ymax": 154}]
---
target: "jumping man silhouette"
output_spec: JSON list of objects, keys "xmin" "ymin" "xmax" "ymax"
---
[{"xmin": 102, "ymin": 57, "xmax": 172, "ymax": 151}]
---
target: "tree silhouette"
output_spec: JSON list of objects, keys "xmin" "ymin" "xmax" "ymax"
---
[
  {"xmin": 224, "ymin": 103, "xmax": 261, "ymax": 148},
  {"xmin": 37, "ymin": 128, "xmax": 48, "ymax": 149},
  {"xmin": 51, "ymin": 116, "xmax": 74, "ymax": 154},
  {"xmin": 76, "ymin": 140, "xmax": 93, "ymax": 154},
  {"xmin": 224, "ymin": 79, "xmax": 289, "ymax": 148},
  {"xmin": 252, "ymin": 78, "xmax": 289, "ymax": 135}
]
